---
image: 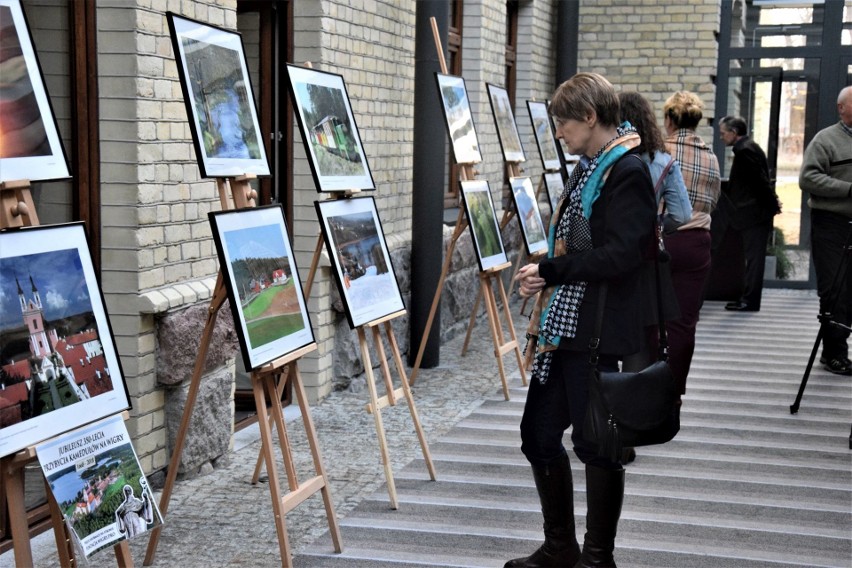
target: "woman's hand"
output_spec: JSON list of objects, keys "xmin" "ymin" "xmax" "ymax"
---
[{"xmin": 515, "ymin": 263, "xmax": 546, "ymax": 297}]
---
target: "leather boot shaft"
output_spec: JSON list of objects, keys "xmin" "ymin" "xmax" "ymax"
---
[
  {"xmin": 504, "ymin": 454, "xmax": 580, "ymax": 568},
  {"xmin": 574, "ymin": 465, "xmax": 625, "ymax": 568}
]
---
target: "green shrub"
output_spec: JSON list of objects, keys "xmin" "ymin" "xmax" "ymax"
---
[{"xmin": 767, "ymin": 226, "xmax": 793, "ymax": 279}]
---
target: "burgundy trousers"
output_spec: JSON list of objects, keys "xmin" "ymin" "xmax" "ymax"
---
[{"xmin": 659, "ymin": 229, "xmax": 712, "ymax": 395}]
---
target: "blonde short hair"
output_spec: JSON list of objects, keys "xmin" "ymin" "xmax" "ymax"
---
[
  {"xmin": 550, "ymin": 73, "xmax": 620, "ymax": 128},
  {"xmin": 663, "ymin": 91, "xmax": 705, "ymax": 130}
]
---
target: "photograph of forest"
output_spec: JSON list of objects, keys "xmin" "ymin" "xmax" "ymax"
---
[
  {"xmin": 181, "ymin": 36, "xmax": 262, "ymax": 160},
  {"xmin": 460, "ymin": 181, "xmax": 507, "ymax": 271}
]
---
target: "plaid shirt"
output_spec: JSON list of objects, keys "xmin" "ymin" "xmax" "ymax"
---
[{"xmin": 665, "ymin": 129, "xmax": 721, "ymax": 216}]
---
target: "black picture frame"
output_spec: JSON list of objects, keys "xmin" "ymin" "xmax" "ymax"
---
[
  {"xmin": 0, "ymin": 0, "xmax": 70, "ymax": 182},
  {"xmin": 208, "ymin": 204, "xmax": 315, "ymax": 370},
  {"xmin": 167, "ymin": 12, "xmax": 270, "ymax": 179},
  {"xmin": 286, "ymin": 64, "xmax": 376, "ymax": 193},
  {"xmin": 315, "ymin": 196, "xmax": 405, "ymax": 329}
]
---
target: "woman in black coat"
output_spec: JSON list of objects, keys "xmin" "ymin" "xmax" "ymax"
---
[{"xmin": 506, "ymin": 73, "xmax": 655, "ymax": 568}]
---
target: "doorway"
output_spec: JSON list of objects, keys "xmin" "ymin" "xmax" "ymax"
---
[{"xmin": 715, "ymin": 0, "xmax": 852, "ymax": 290}]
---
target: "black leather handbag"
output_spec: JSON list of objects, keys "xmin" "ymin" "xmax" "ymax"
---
[{"xmin": 584, "ymin": 256, "xmax": 681, "ymax": 462}]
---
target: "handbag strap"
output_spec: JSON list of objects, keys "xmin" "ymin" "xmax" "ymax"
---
[
  {"xmin": 590, "ymin": 158, "xmax": 669, "ymax": 367},
  {"xmin": 654, "ymin": 156, "xmax": 675, "ymax": 218}
]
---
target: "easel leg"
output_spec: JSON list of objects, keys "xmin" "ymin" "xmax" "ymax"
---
[
  {"xmin": 371, "ymin": 327, "xmax": 398, "ymax": 406},
  {"xmin": 4, "ymin": 459, "xmax": 34, "ymax": 568},
  {"xmin": 290, "ymin": 364, "xmax": 343, "ymax": 552},
  {"xmin": 253, "ymin": 373, "xmax": 293, "ymax": 566},
  {"xmin": 481, "ymin": 276, "xmax": 511, "ymax": 401},
  {"xmin": 358, "ymin": 327, "xmax": 399, "ymax": 509},
  {"xmin": 252, "ymin": 369, "xmax": 289, "ymax": 484},
  {"xmin": 45, "ymin": 482, "xmax": 74, "ymax": 567},
  {"xmin": 114, "ymin": 541, "xmax": 133, "ymax": 568},
  {"xmin": 461, "ymin": 288, "xmax": 482, "ymax": 356},
  {"xmin": 384, "ymin": 322, "xmax": 436, "ymax": 481},
  {"xmin": 497, "ymin": 274, "xmax": 528, "ymax": 386}
]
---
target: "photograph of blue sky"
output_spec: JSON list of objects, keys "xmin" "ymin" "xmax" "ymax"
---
[
  {"xmin": 222, "ymin": 223, "xmax": 288, "ymax": 262},
  {"xmin": 0, "ymin": 248, "xmax": 89, "ymax": 330}
]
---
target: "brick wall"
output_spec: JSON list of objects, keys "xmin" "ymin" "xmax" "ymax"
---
[{"xmin": 576, "ymin": 0, "xmax": 720, "ymax": 142}]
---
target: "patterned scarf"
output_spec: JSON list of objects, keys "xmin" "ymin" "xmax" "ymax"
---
[{"xmin": 526, "ymin": 125, "xmax": 640, "ymax": 384}]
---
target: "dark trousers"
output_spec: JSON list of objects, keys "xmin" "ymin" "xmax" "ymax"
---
[
  {"xmin": 811, "ymin": 210, "xmax": 852, "ymax": 360},
  {"xmin": 663, "ymin": 229, "xmax": 712, "ymax": 394},
  {"xmin": 520, "ymin": 350, "xmax": 620, "ymax": 470},
  {"xmin": 739, "ymin": 220, "xmax": 772, "ymax": 309}
]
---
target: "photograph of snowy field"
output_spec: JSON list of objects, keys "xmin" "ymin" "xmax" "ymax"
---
[
  {"xmin": 209, "ymin": 205, "xmax": 314, "ymax": 370},
  {"xmin": 315, "ymin": 197, "xmax": 404, "ymax": 329},
  {"xmin": 436, "ymin": 73, "xmax": 482, "ymax": 165}
]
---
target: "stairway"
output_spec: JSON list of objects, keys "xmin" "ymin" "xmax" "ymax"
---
[{"xmin": 294, "ymin": 291, "xmax": 852, "ymax": 568}]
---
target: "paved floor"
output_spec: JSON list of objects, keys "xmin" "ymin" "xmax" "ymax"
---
[{"xmin": 9, "ymin": 289, "xmax": 852, "ymax": 567}]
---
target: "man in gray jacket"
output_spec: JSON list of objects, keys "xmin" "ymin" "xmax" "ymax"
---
[{"xmin": 800, "ymin": 86, "xmax": 852, "ymax": 375}]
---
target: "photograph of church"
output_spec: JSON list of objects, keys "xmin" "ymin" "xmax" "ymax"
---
[{"xmin": 0, "ymin": 253, "xmax": 113, "ymax": 429}]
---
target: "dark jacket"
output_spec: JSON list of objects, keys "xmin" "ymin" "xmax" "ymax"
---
[
  {"xmin": 538, "ymin": 151, "xmax": 656, "ymax": 356},
  {"xmin": 727, "ymin": 136, "xmax": 779, "ymax": 229}
]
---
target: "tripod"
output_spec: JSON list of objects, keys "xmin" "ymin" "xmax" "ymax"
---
[{"xmin": 789, "ymin": 221, "xmax": 852, "ymax": 449}]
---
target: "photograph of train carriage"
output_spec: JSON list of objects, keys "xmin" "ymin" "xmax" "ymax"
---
[{"xmin": 293, "ymin": 81, "xmax": 366, "ymax": 176}]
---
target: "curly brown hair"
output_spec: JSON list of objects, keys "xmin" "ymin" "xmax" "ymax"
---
[{"xmin": 618, "ymin": 91, "xmax": 665, "ymax": 159}]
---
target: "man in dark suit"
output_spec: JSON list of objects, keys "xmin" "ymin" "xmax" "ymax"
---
[{"xmin": 719, "ymin": 116, "xmax": 781, "ymax": 312}]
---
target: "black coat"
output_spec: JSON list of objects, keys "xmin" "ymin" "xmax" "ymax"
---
[
  {"xmin": 727, "ymin": 137, "xmax": 778, "ymax": 229},
  {"xmin": 538, "ymin": 151, "xmax": 656, "ymax": 357}
]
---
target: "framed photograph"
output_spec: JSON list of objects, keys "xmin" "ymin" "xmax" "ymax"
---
[
  {"xmin": 544, "ymin": 171, "xmax": 566, "ymax": 213},
  {"xmin": 0, "ymin": 223, "xmax": 129, "ymax": 458},
  {"xmin": 208, "ymin": 204, "xmax": 314, "ymax": 370},
  {"xmin": 315, "ymin": 197, "xmax": 405, "ymax": 329},
  {"xmin": 459, "ymin": 180, "xmax": 508, "ymax": 272},
  {"xmin": 486, "ymin": 83, "xmax": 525, "ymax": 163},
  {"xmin": 526, "ymin": 100, "xmax": 561, "ymax": 172},
  {"xmin": 0, "ymin": 0, "xmax": 69, "ymax": 182},
  {"xmin": 167, "ymin": 12, "xmax": 270, "ymax": 178},
  {"xmin": 435, "ymin": 73, "xmax": 482, "ymax": 165},
  {"xmin": 510, "ymin": 177, "xmax": 548, "ymax": 256},
  {"xmin": 286, "ymin": 64, "xmax": 375, "ymax": 193}
]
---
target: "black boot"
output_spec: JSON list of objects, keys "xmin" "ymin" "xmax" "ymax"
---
[
  {"xmin": 504, "ymin": 454, "xmax": 581, "ymax": 568},
  {"xmin": 574, "ymin": 465, "xmax": 625, "ymax": 568}
]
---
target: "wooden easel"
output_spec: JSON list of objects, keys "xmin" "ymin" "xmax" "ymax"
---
[
  {"xmin": 143, "ymin": 176, "xmax": 341, "ymax": 567},
  {"xmin": 407, "ymin": 19, "xmax": 528, "ymax": 399},
  {"xmin": 301, "ymin": 189, "xmax": 436, "ymax": 510},
  {"xmin": 0, "ymin": 179, "xmax": 133, "ymax": 567}
]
